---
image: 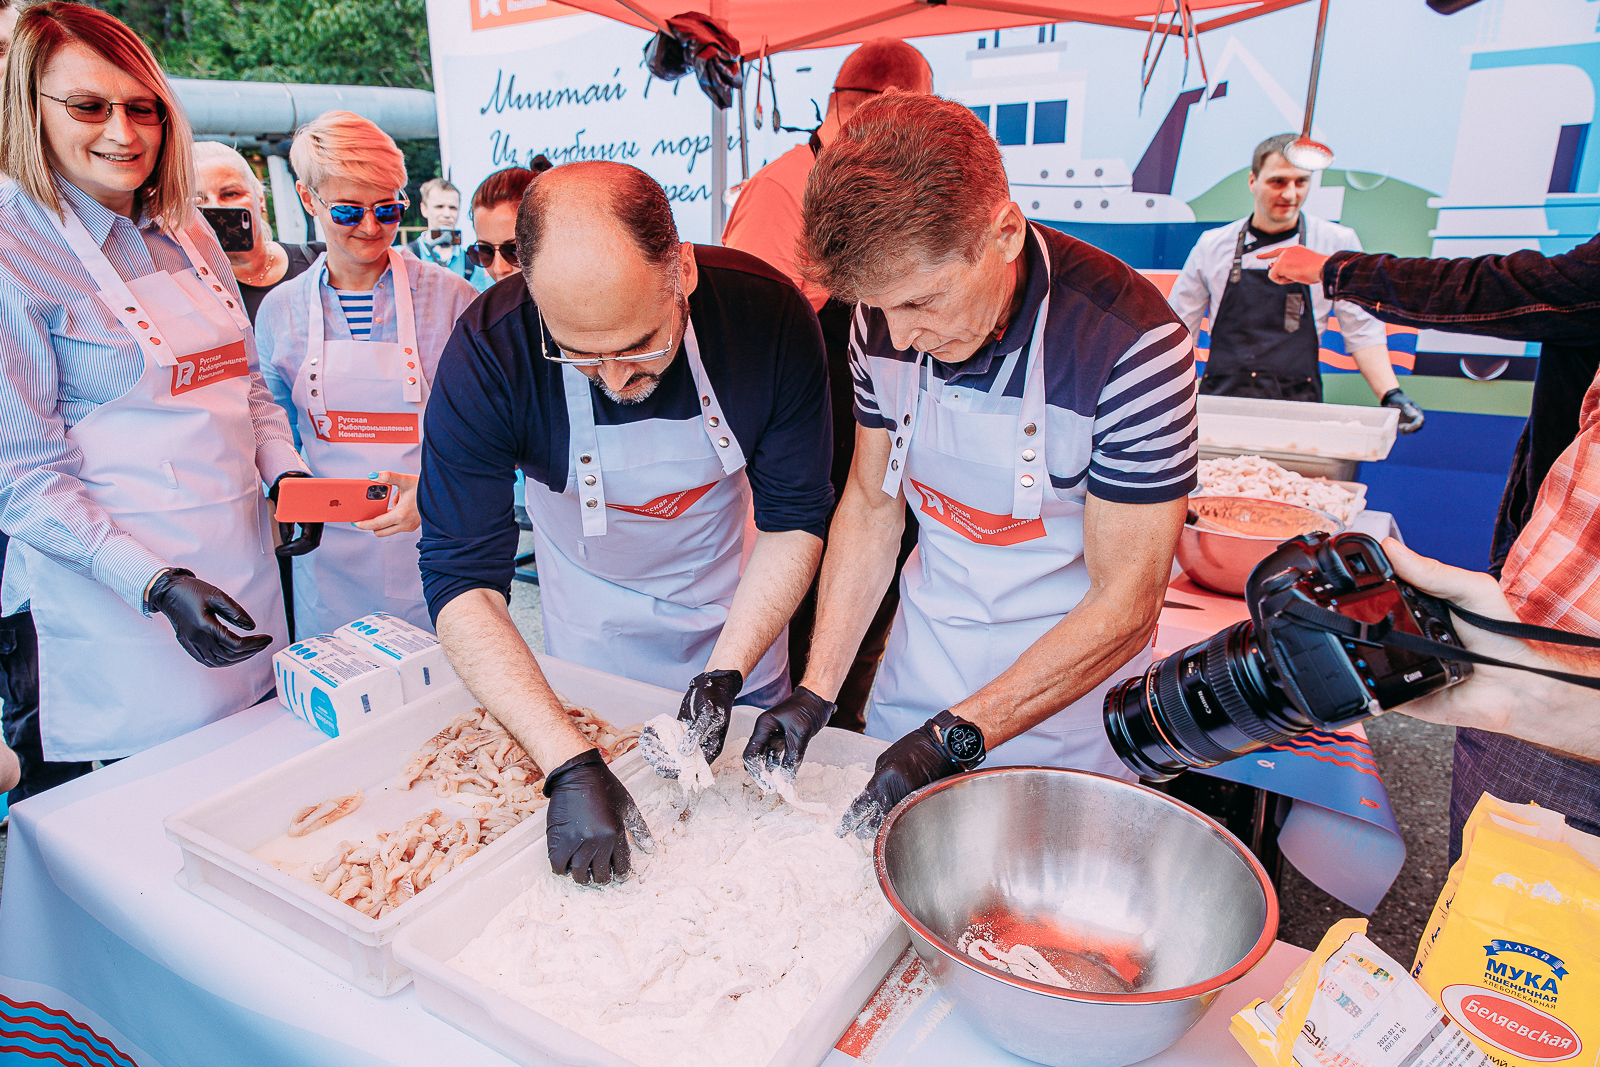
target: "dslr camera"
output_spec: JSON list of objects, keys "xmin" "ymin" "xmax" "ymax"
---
[{"xmin": 1105, "ymin": 531, "xmax": 1471, "ymax": 780}]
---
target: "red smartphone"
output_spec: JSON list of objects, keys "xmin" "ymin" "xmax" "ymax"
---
[{"xmin": 274, "ymin": 478, "xmax": 393, "ymax": 522}]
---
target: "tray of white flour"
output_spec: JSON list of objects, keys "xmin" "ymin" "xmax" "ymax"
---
[
  {"xmin": 393, "ymin": 708, "xmax": 907, "ymax": 1067},
  {"xmin": 163, "ymin": 655, "xmax": 680, "ymax": 996}
]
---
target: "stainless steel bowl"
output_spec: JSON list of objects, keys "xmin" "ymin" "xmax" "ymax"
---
[
  {"xmin": 1177, "ymin": 496, "xmax": 1343, "ymax": 596},
  {"xmin": 876, "ymin": 768, "xmax": 1278, "ymax": 1067}
]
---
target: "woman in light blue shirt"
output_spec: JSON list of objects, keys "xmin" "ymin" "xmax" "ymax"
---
[{"xmin": 256, "ymin": 111, "xmax": 477, "ymax": 637}]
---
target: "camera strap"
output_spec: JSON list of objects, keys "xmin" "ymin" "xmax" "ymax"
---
[{"xmin": 1280, "ymin": 599, "xmax": 1600, "ymax": 692}]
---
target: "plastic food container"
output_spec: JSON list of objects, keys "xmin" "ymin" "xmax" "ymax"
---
[
  {"xmin": 393, "ymin": 708, "xmax": 908, "ymax": 1067},
  {"xmin": 163, "ymin": 656, "xmax": 679, "ymax": 995},
  {"xmin": 1197, "ymin": 395, "xmax": 1399, "ymax": 480}
]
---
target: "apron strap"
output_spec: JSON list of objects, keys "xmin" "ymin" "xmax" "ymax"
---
[
  {"xmin": 683, "ymin": 320, "xmax": 747, "ymax": 477},
  {"xmin": 305, "ymin": 252, "xmax": 332, "ymax": 426},
  {"xmin": 171, "ymin": 226, "xmax": 253, "ymax": 333},
  {"xmin": 561, "ymin": 363, "xmax": 610, "ymax": 537},
  {"xmin": 1012, "ymin": 225, "xmax": 1053, "ymax": 521},
  {"xmin": 388, "ymin": 248, "xmax": 424, "ymax": 404},
  {"xmin": 49, "ymin": 200, "xmax": 178, "ymax": 367},
  {"xmin": 879, "ymin": 347, "xmax": 924, "ymax": 500}
]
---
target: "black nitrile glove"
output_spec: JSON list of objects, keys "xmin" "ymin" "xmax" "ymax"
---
[
  {"xmin": 543, "ymin": 749, "xmax": 656, "ymax": 886},
  {"xmin": 742, "ymin": 685, "xmax": 836, "ymax": 783},
  {"xmin": 836, "ymin": 717, "xmax": 960, "ymax": 840},
  {"xmin": 1381, "ymin": 388, "xmax": 1425, "ymax": 434},
  {"xmin": 269, "ymin": 471, "xmax": 323, "ymax": 558},
  {"xmin": 145, "ymin": 568, "xmax": 273, "ymax": 667},
  {"xmin": 678, "ymin": 668, "xmax": 742, "ymax": 765}
]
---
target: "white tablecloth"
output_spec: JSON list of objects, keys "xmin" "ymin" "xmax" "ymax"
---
[{"xmin": 0, "ymin": 701, "xmax": 1308, "ymax": 1067}]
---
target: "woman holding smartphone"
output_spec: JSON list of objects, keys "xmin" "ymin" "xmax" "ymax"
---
[
  {"xmin": 257, "ymin": 111, "xmax": 477, "ymax": 637},
  {"xmin": 193, "ymin": 140, "xmax": 324, "ymax": 323},
  {"xmin": 0, "ymin": 4, "xmax": 308, "ymax": 786}
]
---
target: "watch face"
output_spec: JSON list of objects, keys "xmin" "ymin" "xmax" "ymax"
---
[{"xmin": 946, "ymin": 722, "xmax": 984, "ymax": 764}]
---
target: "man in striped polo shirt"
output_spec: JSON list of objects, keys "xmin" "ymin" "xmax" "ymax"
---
[{"xmin": 741, "ymin": 92, "xmax": 1198, "ymax": 834}]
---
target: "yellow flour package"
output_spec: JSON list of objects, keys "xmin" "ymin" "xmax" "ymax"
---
[
  {"xmin": 1411, "ymin": 793, "xmax": 1600, "ymax": 1066},
  {"xmin": 1231, "ymin": 917, "xmax": 1491, "ymax": 1067}
]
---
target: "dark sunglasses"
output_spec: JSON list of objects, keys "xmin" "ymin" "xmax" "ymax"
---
[
  {"xmin": 309, "ymin": 186, "xmax": 407, "ymax": 227},
  {"xmin": 466, "ymin": 241, "xmax": 518, "ymax": 268},
  {"xmin": 42, "ymin": 93, "xmax": 167, "ymax": 126}
]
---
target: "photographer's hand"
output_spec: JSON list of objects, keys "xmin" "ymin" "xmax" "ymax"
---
[{"xmin": 1383, "ymin": 539, "xmax": 1600, "ymax": 759}]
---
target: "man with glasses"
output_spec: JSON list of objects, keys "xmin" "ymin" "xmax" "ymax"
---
[
  {"xmin": 257, "ymin": 111, "xmax": 477, "ymax": 637},
  {"xmin": 418, "ymin": 161, "xmax": 833, "ymax": 886}
]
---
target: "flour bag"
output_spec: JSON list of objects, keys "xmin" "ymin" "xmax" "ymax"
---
[
  {"xmin": 1411, "ymin": 793, "xmax": 1600, "ymax": 1066},
  {"xmin": 1231, "ymin": 917, "xmax": 1491, "ymax": 1067}
]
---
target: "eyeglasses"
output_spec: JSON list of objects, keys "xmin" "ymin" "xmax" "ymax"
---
[
  {"xmin": 466, "ymin": 241, "xmax": 518, "ymax": 269},
  {"xmin": 42, "ymin": 93, "xmax": 167, "ymax": 126},
  {"xmin": 309, "ymin": 186, "xmax": 408, "ymax": 227},
  {"xmin": 538, "ymin": 296, "xmax": 685, "ymax": 366}
]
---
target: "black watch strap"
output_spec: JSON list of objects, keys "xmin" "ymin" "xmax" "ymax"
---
[{"xmin": 930, "ymin": 710, "xmax": 987, "ymax": 770}]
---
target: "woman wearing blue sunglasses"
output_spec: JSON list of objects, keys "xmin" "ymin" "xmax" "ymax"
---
[{"xmin": 256, "ymin": 110, "xmax": 478, "ymax": 637}]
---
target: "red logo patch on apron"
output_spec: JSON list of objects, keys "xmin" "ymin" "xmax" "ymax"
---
[
  {"xmin": 607, "ymin": 481, "xmax": 717, "ymax": 519},
  {"xmin": 309, "ymin": 410, "xmax": 421, "ymax": 444},
  {"xmin": 171, "ymin": 340, "xmax": 249, "ymax": 396},
  {"xmin": 910, "ymin": 478, "xmax": 1046, "ymax": 546}
]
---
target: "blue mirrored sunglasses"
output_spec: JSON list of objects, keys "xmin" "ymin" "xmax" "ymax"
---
[{"xmin": 310, "ymin": 186, "xmax": 408, "ymax": 227}]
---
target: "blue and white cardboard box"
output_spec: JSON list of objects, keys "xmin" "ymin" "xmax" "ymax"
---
[
  {"xmin": 335, "ymin": 612, "xmax": 460, "ymax": 704},
  {"xmin": 274, "ymin": 635, "xmax": 406, "ymax": 739}
]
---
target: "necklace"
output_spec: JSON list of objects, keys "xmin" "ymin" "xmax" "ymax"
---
[{"xmin": 237, "ymin": 243, "xmax": 284, "ymax": 287}]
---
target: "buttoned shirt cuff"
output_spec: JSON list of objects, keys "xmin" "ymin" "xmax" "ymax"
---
[
  {"xmin": 1322, "ymin": 250, "xmax": 1361, "ymax": 301},
  {"xmin": 257, "ymin": 440, "xmax": 310, "ymax": 490},
  {"xmin": 91, "ymin": 534, "xmax": 173, "ymax": 613}
]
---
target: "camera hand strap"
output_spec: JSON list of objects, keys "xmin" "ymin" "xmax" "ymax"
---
[{"xmin": 1280, "ymin": 600, "xmax": 1600, "ymax": 692}]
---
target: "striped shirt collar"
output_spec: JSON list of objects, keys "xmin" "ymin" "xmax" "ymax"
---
[
  {"xmin": 54, "ymin": 175, "xmax": 159, "ymax": 245},
  {"xmin": 938, "ymin": 224, "xmax": 1049, "ymax": 385}
]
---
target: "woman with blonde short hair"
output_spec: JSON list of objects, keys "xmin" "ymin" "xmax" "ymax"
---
[
  {"xmin": 256, "ymin": 110, "xmax": 478, "ymax": 636},
  {"xmin": 193, "ymin": 139, "xmax": 325, "ymax": 322},
  {"xmin": 0, "ymin": 3, "xmax": 313, "ymax": 796}
]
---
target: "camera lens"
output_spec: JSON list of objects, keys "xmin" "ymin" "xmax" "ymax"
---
[{"xmin": 1104, "ymin": 622, "xmax": 1304, "ymax": 781}]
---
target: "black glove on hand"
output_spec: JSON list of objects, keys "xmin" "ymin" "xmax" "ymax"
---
[
  {"xmin": 269, "ymin": 471, "xmax": 323, "ymax": 558},
  {"xmin": 742, "ymin": 686, "xmax": 836, "ymax": 783},
  {"xmin": 543, "ymin": 749, "xmax": 656, "ymax": 886},
  {"xmin": 1381, "ymin": 388, "xmax": 1425, "ymax": 435},
  {"xmin": 836, "ymin": 717, "xmax": 960, "ymax": 840},
  {"xmin": 146, "ymin": 568, "xmax": 273, "ymax": 667},
  {"xmin": 677, "ymin": 669, "xmax": 742, "ymax": 766}
]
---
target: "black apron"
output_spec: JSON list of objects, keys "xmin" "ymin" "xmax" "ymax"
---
[{"xmin": 1199, "ymin": 218, "xmax": 1322, "ymax": 402}]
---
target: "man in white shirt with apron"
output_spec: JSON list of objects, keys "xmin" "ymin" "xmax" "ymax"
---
[
  {"xmin": 1166, "ymin": 133, "xmax": 1424, "ymax": 431},
  {"xmin": 419, "ymin": 162, "xmax": 833, "ymax": 884},
  {"xmin": 742, "ymin": 92, "xmax": 1200, "ymax": 835}
]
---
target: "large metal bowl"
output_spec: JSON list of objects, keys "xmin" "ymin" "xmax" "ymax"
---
[
  {"xmin": 876, "ymin": 768, "xmax": 1278, "ymax": 1067},
  {"xmin": 1177, "ymin": 495, "xmax": 1343, "ymax": 596}
]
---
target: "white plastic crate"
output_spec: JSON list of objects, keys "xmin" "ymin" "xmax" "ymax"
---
[
  {"xmin": 393, "ymin": 708, "xmax": 908, "ymax": 1067},
  {"xmin": 163, "ymin": 656, "xmax": 680, "ymax": 995},
  {"xmin": 1197, "ymin": 395, "xmax": 1399, "ymax": 480}
]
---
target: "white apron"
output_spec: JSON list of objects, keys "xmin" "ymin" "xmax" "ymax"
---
[
  {"xmin": 524, "ymin": 321, "xmax": 788, "ymax": 696},
  {"xmin": 867, "ymin": 230, "xmax": 1150, "ymax": 775},
  {"xmin": 289, "ymin": 249, "xmax": 431, "ymax": 635},
  {"xmin": 23, "ymin": 203, "xmax": 286, "ymax": 761}
]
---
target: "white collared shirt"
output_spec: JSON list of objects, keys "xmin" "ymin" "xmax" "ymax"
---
[{"xmin": 1167, "ymin": 213, "xmax": 1387, "ymax": 355}]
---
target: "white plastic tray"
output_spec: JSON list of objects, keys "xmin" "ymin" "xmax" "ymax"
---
[
  {"xmin": 163, "ymin": 655, "xmax": 681, "ymax": 995},
  {"xmin": 1197, "ymin": 395, "xmax": 1399, "ymax": 478},
  {"xmin": 394, "ymin": 708, "xmax": 908, "ymax": 1067}
]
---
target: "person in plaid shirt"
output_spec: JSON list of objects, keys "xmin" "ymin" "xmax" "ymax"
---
[{"xmin": 1265, "ymin": 238, "xmax": 1600, "ymax": 862}]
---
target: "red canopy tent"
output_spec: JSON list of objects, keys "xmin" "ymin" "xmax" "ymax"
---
[{"xmin": 535, "ymin": 0, "xmax": 1316, "ymax": 233}]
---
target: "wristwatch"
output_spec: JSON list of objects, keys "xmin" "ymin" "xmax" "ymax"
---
[{"xmin": 930, "ymin": 710, "xmax": 987, "ymax": 771}]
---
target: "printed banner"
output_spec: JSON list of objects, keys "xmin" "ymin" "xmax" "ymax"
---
[
  {"xmin": 170, "ymin": 341, "xmax": 248, "ymax": 397},
  {"xmin": 910, "ymin": 478, "xmax": 1046, "ymax": 546},
  {"xmin": 309, "ymin": 410, "xmax": 421, "ymax": 444},
  {"xmin": 606, "ymin": 480, "xmax": 717, "ymax": 518}
]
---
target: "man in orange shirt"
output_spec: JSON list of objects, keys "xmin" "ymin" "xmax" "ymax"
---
[{"xmin": 722, "ymin": 38, "xmax": 931, "ymax": 725}]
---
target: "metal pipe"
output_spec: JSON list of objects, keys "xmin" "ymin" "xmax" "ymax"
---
[
  {"xmin": 737, "ymin": 80, "xmax": 750, "ymax": 183},
  {"xmin": 172, "ymin": 77, "xmax": 437, "ymax": 144},
  {"xmin": 711, "ymin": 100, "xmax": 729, "ymax": 242},
  {"xmin": 1300, "ymin": 0, "xmax": 1330, "ymax": 138}
]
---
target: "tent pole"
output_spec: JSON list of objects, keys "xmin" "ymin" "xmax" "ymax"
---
[
  {"xmin": 711, "ymin": 99, "xmax": 728, "ymax": 243},
  {"xmin": 737, "ymin": 81, "xmax": 750, "ymax": 183}
]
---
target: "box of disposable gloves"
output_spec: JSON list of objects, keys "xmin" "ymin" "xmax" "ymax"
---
[
  {"xmin": 273, "ymin": 635, "xmax": 405, "ymax": 739},
  {"xmin": 335, "ymin": 612, "xmax": 459, "ymax": 704}
]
